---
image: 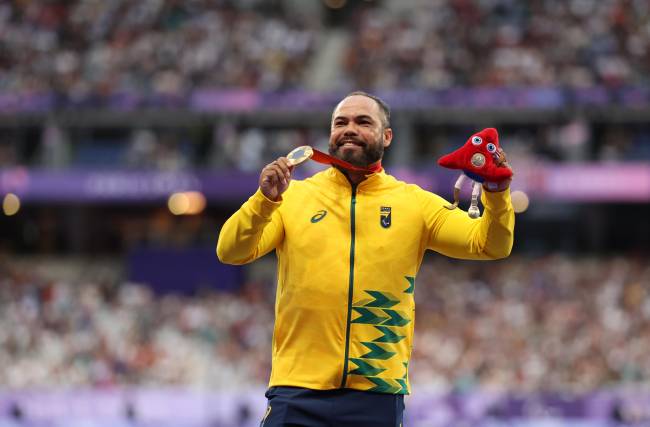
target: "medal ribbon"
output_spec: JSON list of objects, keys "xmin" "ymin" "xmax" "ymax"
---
[{"xmin": 310, "ymin": 149, "xmax": 382, "ymax": 174}]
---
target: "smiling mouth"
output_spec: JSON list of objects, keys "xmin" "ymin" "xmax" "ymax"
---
[{"xmin": 337, "ymin": 139, "xmax": 365, "ymax": 148}]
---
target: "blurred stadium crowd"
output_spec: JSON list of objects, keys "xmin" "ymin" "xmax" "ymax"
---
[
  {"xmin": 0, "ymin": 257, "xmax": 271, "ymax": 389},
  {"xmin": 2, "ymin": 255, "xmax": 649, "ymax": 392},
  {"xmin": 344, "ymin": 0, "xmax": 650, "ymax": 89},
  {"xmin": 0, "ymin": 0, "xmax": 316, "ymax": 96},
  {"xmin": 2, "ymin": 0, "xmax": 650, "ymax": 96}
]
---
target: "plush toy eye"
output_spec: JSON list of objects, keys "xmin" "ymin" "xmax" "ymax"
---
[
  {"xmin": 486, "ymin": 143, "xmax": 497, "ymax": 153},
  {"xmin": 471, "ymin": 136, "xmax": 483, "ymax": 145}
]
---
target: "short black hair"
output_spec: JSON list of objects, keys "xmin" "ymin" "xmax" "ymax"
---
[{"xmin": 342, "ymin": 91, "xmax": 391, "ymax": 127}]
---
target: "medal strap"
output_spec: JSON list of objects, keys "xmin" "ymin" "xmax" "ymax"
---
[{"xmin": 310, "ymin": 149, "xmax": 382, "ymax": 173}]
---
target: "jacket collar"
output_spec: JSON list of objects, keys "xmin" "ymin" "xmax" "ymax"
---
[{"xmin": 326, "ymin": 166, "xmax": 387, "ymax": 191}]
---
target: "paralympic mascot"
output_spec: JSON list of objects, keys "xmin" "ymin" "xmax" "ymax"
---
[{"xmin": 437, "ymin": 128, "xmax": 512, "ymax": 218}]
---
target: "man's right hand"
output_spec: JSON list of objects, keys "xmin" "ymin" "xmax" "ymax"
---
[{"xmin": 260, "ymin": 157, "xmax": 293, "ymax": 201}]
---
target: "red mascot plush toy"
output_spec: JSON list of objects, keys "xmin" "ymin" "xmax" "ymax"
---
[{"xmin": 437, "ymin": 128, "xmax": 512, "ymax": 218}]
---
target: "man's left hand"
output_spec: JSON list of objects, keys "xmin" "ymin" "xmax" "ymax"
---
[{"xmin": 483, "ymin": 148, "xmax": 513, "ymax": 192}]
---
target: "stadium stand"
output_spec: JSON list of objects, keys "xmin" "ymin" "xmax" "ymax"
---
[{"xmin": 1, "ymin": 255, "xmax": 649, "ymax": 391}]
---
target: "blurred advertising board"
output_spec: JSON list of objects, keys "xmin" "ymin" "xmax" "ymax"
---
[
  {"xmin": 0, "ymin": 388, "xmax": 648, "ymax": 427},
  {"xmin": 4, "ymin": 87, "xmax": 650, "ymax": 113},
  {"xmin": 2, "ymin": 163, "xmax": 649, "ymax": 203}
]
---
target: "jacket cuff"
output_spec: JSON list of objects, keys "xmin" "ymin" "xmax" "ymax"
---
[
  {"xmin": 249, "ymin": 188, "xmax": 282, "ymax": 219},
  {"xmin": 481, "ymin": 188, "xmax": 512, "ymax": 213}
]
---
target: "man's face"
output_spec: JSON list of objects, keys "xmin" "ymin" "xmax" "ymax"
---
[{"xmin": 329, "ymin": 95, "xmax": 392, "ymax": 167}]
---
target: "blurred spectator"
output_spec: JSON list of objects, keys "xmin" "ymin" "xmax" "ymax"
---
[{"xmin": 0, "ymin": 138, "xmax": 18, "ymax": 168}]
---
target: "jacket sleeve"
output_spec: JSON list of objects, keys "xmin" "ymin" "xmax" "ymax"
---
[
  {"xmin": 217, "ymin": 188, "xmax": 285, "ymax": 265},
  {"xmin": 416, "ymin": 187, "xmax": 515, "ymax": 260}
]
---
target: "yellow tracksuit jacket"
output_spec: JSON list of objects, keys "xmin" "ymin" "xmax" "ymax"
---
[{"xmin": 217, "ymin": 167, "xmax": 514, "ymax": 394}]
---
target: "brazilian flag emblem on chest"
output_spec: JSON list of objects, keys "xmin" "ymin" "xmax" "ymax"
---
[{"xmin": 380, "ymin": 206, "xmax": 391, "ymax": 228}]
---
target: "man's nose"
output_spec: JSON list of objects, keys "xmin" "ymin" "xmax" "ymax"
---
[{"xmin": 343, "ymin": 124, "xmax": 359, "ymax": 135}]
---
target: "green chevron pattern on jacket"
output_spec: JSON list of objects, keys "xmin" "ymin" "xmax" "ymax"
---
[
  {"xmin": 395, "ymin": 378, "xmax": 408, "ymax": 394},
  {"xmin": 351, "ymin": 307, "xmax": 389, "ymax": 325},
  {"xmin": 366, "ymin": 377, "xmax": 405, "ymax": 394},
  {"xmin": 404, "ymin": 276, "xmax": 415, "ymax": 294},
  {"xmin": 348, "ymin": 288, "xmax": 411, "ymax": 394},
  {"xmin": 381, "ymin": 309, "xmax": 411, "ymax": 327},
  {"xmin": 357, "ymin": 290, "xmax": 400, "ymax": 308},
  {"xmin": 402, "ymin": 361, "xmax": 409, "ymax": 379},
  {"xmin": 348, "ymin": 358, "xmax": 387, "ymax": 376},
  {"xmin": 360, "ymin": 342, "xmax": 396, "ymax": 360},
  {"xmin": 373, "ymin": 325, "xmax": 405, "ymax": 343}
]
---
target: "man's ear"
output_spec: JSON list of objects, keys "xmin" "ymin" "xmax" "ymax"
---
[{"xmin": 383, "ymin": 128, "xmax": 393, "ymax": 148}]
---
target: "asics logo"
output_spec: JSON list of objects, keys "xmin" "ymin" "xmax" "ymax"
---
[{"xmin": 310, "ymin": 210, "xmax": 327, "ymax": 223}]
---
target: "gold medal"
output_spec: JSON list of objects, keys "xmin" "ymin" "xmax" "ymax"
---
[{"xmin": 286, "ymin": 146, "xmax": 314, "ymax": 166}]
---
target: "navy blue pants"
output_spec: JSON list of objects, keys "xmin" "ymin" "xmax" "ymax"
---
[{"xmin": 260, "ymin": 386, "xmax": 404, "ymax": 427}]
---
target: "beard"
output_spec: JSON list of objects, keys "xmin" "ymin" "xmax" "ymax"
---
[{"xmin": 329, "ymin": 136, "xmax": 384, "ymax": 167}]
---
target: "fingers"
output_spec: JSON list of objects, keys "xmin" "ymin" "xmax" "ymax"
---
[
  {"xmin": 495, "ymin": 148, "xmax": 508, "ymax": 166},
  {"xmin": 261, "ymin": 164, "xmax": 283, "ymax": 186},
  {"xmin": 274, "ymin": 157, "xmax": 293, "ymax": 182},
  {"xmin": 271, "ymin": 164, "xmax": 286, "ymax": 185},
  {"xmin": 261, "ymin": 158, "xmax": 292, "ymax": 186},
  {"xmin": 495, "ymin": 148, "xmax": 513, "ymax": 175}
]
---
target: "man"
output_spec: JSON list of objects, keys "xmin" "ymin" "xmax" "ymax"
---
[{"xmin": 217, "ymin": 92, "xmax": 514, "ymax": 426}]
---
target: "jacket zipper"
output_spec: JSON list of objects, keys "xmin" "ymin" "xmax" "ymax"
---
[{"xmin": 340, "ymin": 184, "xmax": 357, "ymax": 388}]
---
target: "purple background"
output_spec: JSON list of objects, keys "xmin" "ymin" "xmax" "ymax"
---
[
  {"xmin": 128, "ymin": 248, "xmax": 243, "ymax": 294},
  {"xmin": 1, "ymin": 388, "xmax": 649, "ymax": 426},
  {"xmin": 2, "ymin": 163, "xmax": 649, "ymax": 203},
  {"xmin": 3, "ymin": 87, "xmax": 650, "ymax": 113}
]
